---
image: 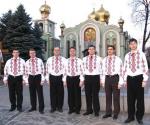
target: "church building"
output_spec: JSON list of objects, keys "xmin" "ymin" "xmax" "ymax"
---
[{"xmin": 59, "ymin": 5, "xmax": 130, "ymax": 59}]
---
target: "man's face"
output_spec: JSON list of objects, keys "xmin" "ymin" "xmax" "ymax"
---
[
  {"xmin": 69, "ymin": 48, "xmax": 76, "ymax": 57},
  {"xmin": 129, "ymin": 41, "xmax": 137, "ymax": 51},
  {"xmin": 29, "ymin": 50, "xmax": 36, "ymax": 58},
  {"xmin": 12, "ymin": 50, "xmax": 19, "ymax": 58},
  {"xmin": 107, "ymin": 47, "xmax": 114, "ymax": 56},
  {"xmin": 88, "ymin": 47, "xmax": 95, "ymax": 55},
  {"xmin": 54, "ymin": 47, "xmax": 60, "ymax": 56}
]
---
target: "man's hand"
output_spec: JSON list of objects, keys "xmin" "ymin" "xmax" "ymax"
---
[
  {"xmin": 142, "ymin": 81, "xmax": 146, "ymax": 88},
  {"xmin": 79, "ymin": 81, "xmax": 84, "ymax": 87},
  {"xmin": 41, "ymin": 81, "xmax": 45, "ymax": 86},
  {"xmin": 118, "ymin": 84, "xmax": 122, "ymax": 89},
  {"xmin": 101, "ymin": 81, "xmax": 105, "ymax": 88},
  {"xmin": 3, "ymin": 80, "xmax": 8, "ymax": 86},
  {"xmin": 45, "ymin": 80, "xmax": 50, "ymax": 85},
  {"xmin": 63, "ymin": 82, "xmax": 67, "ymax": 87},
  {"xmin": 124, "ymin": 82, "xmax": 127, "ymax": 88}
]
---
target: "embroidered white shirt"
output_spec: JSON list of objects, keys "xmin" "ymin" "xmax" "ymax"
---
[
  {"xmin": 25, "ymin": 57, "xmax": 45, "ymax": 82},
  {"xmin": 63, "ymin": 57, "xmax": 84, "ymax": 82},
  {"xmin": 46, "ymin": 56, "xmax": 66, "ymax": 81},
  {"xmin": 83, "ymin": 55, "xmax": 103, "ymax": 77},
  {"xmin": 102, "ymin": 55, "xmax": 123, "ymax": 85},
  {"xmin": 3, "ymin": 57, "xmax": 25, "ymax": 81},
  {"xmin": 123, "ymin": 50, "xmax": 149, "ymax": 82}
]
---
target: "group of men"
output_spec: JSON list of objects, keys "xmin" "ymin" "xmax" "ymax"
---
[{"xmin": 3, "ymin": 38, "xmax": 149, "ymax": 124}]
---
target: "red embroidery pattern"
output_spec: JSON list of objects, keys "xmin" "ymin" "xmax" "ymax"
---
[
  {"xmin": 13, "ymin": 58, "xmax": 17, "ymax": 75},
  {"xmin": 10, "ymin": 58, "xmax": 21, "ymax": 75},
  {"xmin": 71, "ymin": 59, "xmax": 75, "ymax": 76},
  {"xmin": 89, "ymin": 56, "xmax": 93, "ymax": 72},
  {"xmin": 86, "ymin": 56, "xmax": 96, "ymax": 72},
  {"xmin": 131, "ymin": 53, "xmax": 136, "ymax": 73},
  {"xmin": 68, "ymin": 58, "xmax": 78, "ymax": 75},
  {"xmin": 31, "ymin": 58, "xmax": 36, "ymax": 75},
  {"xmin": 52, "ymin": 56, "xmax": 63, "ymax": 73},
  {"xmin": 55, "ymin": 56, "xmax": 59, "ymax": 73},
  {"xmin": 107, "ymin": 57, "xmax": 112, "ymax": 75},
  {"xmin": 29, "ymin": 58, "xmax": 39, "ymax": 75}
]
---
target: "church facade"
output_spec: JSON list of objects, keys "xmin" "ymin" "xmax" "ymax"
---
[{"xmin": 60, "ymin": 5, "xmax": 130, "ymax": 59}]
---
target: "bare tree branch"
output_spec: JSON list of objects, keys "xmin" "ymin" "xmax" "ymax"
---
[
  {"xmin": 146, "ymin": 31, "xmax": 150, "ymax": 42},
  {"xmin": 130, "ymin": 0, "xmax": 150, "ymax": 51}
]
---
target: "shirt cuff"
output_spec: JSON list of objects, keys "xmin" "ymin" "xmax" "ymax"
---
[
  {"xmin": 79, "ymin": 75, "xmax": 84, "ymax": 82},
  {"xmin": 3, "ymin": 76, "xmax": 8, "ymax": 82},
  {"xmin": 41, "ymin": 75, "xmax": 45, "ymax": 82},
  {"xmin": 143, "ymin": 74, "xmax": 149, "ymax": 82},
  {"xmin": 45, "ymin": 75, "xmax": 49, "ymax": 82},
  {"xmin": 62, "ymin": 76, "xmax": 66, "ymax": 82}
]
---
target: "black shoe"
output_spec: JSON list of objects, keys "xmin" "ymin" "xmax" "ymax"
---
[
  {"xmin": 39, "ymin": 111, "xmax": 44, "ymax": 114},
  {"xmin": 9, "ymin": 108, "xmax": 16, "ymax": 112},
  {"xmin": 50, "ymin": 109, "xmax": 56, "ymax": 113},
  {"xmin": 17, "ymin": 108, "xmax": 22, "ymax": 112},
  {"xmin": 103, "ymin": 114, "xmax": 112, "ymax": 118},
  {"xmin": 113, "ymin": 115, "xmax": 118, "ymax": 120},
  {"xmin": 137, "ymin": 119, "xmax": 143, "ymax": 125},
  {"xmin": 68, "ymin": 110, "xmax": 74, "ymax": 114},
  {"xmin": 58, "ymin": 109, "xmax": 63, "ymax": 112},
  {"xmin": 83, "ymin": 111, "xmax": 93, "ymax": 116},
  {"xmin": 28, "ymin": 108, "xmax": 36, "ymax": 112},
  {"xmin": 95, "ymin": 112, "xmax": 99, "ymax": 117},
  {"xmin": 76, "ymin": 111, "xmax": 80, "ymax": 114},
  {"xmin": 124, "ymin": 118, "xmax": 134, "ymax": 123}
]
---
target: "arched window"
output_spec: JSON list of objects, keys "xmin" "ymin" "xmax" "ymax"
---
[
  {"xmin": 72, "ymin": 40, "xmax": 76, "ymax": 48},
  {"xmin": 105, "ymin": 31, "xmax": 117, "ymax": 55},
  {"xmin": 66, "ymin": 40, "xmax": 70, "ymax": 58},
  {"xmin": 39, "ymin": 23, "xmax": 43, "ymax": 33}
]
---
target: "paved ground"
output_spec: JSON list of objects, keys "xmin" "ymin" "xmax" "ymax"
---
[{"xmin": 0, "ymin": 84, "xmax": 150, "ymax": 125}]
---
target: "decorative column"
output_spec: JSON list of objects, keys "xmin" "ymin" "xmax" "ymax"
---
[{"xmin": 118, "ymin": 17, "xmax": 125, "ymax": 60}]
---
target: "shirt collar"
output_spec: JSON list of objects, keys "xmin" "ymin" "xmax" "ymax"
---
[
  {"xmin": 13, "ymin": 57, "xmax": 19, "ymax": 60},
  {"xmin": 70, "ymin": 56, "xmax": 76, "ymax": 60},
  {"xmin": 131, "ymin": 50, "xmax": 138, "ymax": 54}
]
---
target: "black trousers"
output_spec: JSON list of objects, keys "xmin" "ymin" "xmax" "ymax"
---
[
  {"xmin": 49, "ymin": 74, "xmax": 64, "ymax": 110},
  {"xmin": 127, "ymin": 74, "xmax": 144, "ymax": 120},
  {"xmin": 28, "ymin": 74, "xmax": 44, "ymax": 112},
  {"xmin": 84, "ymin": 75, "xmax": 100, "ymax": 113},
  {"xmin": 8, "ymin": 75, "xmax": 23, "ymax": 110},
  {"xmin": 105, "ymin": 75, "xmax": 120, "ymax": 116},
  {"xmin": 67, "ymin": 76, "xmax": 81, "ymax": 112}
]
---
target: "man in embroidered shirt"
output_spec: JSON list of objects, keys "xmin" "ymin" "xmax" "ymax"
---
[
  {"xmin": 25, "ymin": 48, "xmax": 45, "ymax": 114},
  {"xmin": 3, "ymin": 49, "xmax": 25, "ymax": 112},
  {"xmin": 123, "ymin": 38, "xmax": 148, "ymax": 124},
  {"xmin": 102, "ymin": 45, "xmax": 123, "ymax": 120},
  {"xmin": 46, "ymin": 47, "xmax": 66, "ymax": 113},
  {"xmin": 63, "ymin": 47, "xmax": 84, "ymax": 114},
  {"xmin": 82, "ymin": 45, "xmax": 102, "ymax": 117}
]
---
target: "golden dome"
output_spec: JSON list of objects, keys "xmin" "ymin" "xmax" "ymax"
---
[
  {"xmin": 95, "ymin": 5, "xmax": 110, "ymax": 23},
  {"xmin": 88, "ymin": 8, "xmax": 97, "ymax": 20},
  {"xmin": 40, "ymin": 1, "xmax": 51, "ymax": 14}
]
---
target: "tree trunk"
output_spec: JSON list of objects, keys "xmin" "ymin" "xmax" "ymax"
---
[{"xmin": 142, "ymin": 2, "xmax": 149, "ymax": 52}]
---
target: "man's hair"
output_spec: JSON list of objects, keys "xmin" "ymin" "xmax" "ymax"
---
[
  {"xmin": 69, "ymin": 47, "xmax": 76, "ymax": 50},
  {"xmin": 129, "ymin": 38, "xmax": 137, "ymax": 44},
  {"xmin": 53, "ymin": 46, "xmax": 60, "ymax": 51},
  {"xmin": 107, "ymin": 45, "xmax": 115, "ymax": 50},
  {"xmin": 88, "ymin": 45, "xmax": 96, "ymax": 49},
  {"xmin": 29, "ymin": 48, "xmax": 36, "ymax": 52},
  {"xmin": 12, "ymin": 48, "xmax": 19, "ymax": 53}
]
